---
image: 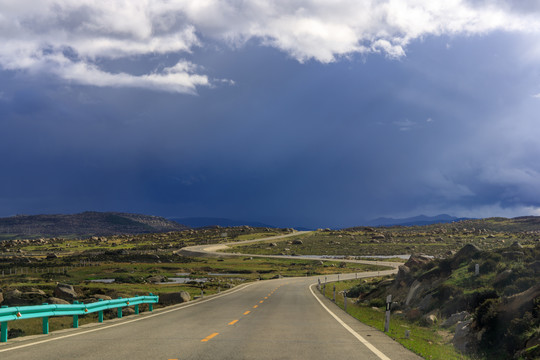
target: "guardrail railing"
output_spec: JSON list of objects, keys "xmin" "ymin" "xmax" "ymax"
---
[{"xmin": 0, "ymin": 293, "xmax": 159, "ymax": 343}]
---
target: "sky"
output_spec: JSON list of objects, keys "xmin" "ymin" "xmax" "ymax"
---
[{"xmin": 1, "ymin": 0, "xmax": 540, "ymax": 228}]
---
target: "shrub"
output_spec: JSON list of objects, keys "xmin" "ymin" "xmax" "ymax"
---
[
  {"xmin": 369, "ymin": 298, "xmax": 386, "ymax": 308},
  {"xmin": 346, "ymin": 283, "xmax": 374, "ymax": 298}
]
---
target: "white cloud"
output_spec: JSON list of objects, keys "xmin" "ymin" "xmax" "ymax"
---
[
  {"xmin": 393, "ymin": 119, "xmax": 418, "ymax": 131},
  {"xmin": 1, "ymin": 0, "xmax": 540, "ymax": 92}
]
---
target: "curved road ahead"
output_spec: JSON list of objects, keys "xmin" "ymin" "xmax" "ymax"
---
[{"xmin": 0, "ymin": 233, "xmax": 422, "ymax": 360}]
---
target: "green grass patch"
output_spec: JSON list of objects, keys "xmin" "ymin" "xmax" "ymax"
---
[{"xmin": 320, "ymin": 279, "xmax": 471, "ymax": 360}]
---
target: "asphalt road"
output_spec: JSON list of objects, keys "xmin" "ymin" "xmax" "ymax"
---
[{"xmin": 0, "ymin": 272, "xmax": 422, "ymax": 360}]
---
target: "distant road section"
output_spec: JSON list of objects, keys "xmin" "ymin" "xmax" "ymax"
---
[{"xmin": 179, "ymin": 230, "xmax": 401, "ymax": 270}]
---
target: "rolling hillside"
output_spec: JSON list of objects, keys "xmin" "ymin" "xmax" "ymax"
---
[{"xmin": 0, "ymin": 212, "xmax": 188, "ymax": 239}]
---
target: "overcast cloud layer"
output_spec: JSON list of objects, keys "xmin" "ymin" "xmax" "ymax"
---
[
  {"xmin": 2, "ymin": 1, "xmax": 540, "ymax": 93},
  {"xmin": 1, "ymin": 1, "xmax": 540, "ymax": 227}
]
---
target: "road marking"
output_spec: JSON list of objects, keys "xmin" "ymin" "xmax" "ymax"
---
[
  {"xmin": 309, "ymin": 284, "xmax": 391, "ymax": 360},
  {"xmin": 264, "ymin": 296, "xmax": 268, "ymax": 299},
  {"xmin": 201, "ymin": 332, "xmax": 219, "ymax": 342},
  {"xmin": 253, "ymin": 305, "xmax": 258, "ymax": 308},
  {"xmin": 228, "ymin": 320, "xmax": 238, "ymax": 325},
  {"xmin": 243, "ymin": 311, "xmax": 250, "ymax": 315},
  {"xmin": 0, "ymin": 282, "xmax": 257, "ymax": 353},
  {"xmin": 259, "ymin": 300, "xmax": 264, "ymax": 303}
]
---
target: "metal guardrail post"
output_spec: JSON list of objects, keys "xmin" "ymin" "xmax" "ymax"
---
[
  {"xmin": 98, "ymin": 299, "xmax": 104, "ymax": 322},
  {"xmin": 42, "ymin": 303, "xmax": 49, "ymax": 334},
  {"xmin": 117, "ymin": 297, "xmax": 123, "ymax": 318},
  {"xmin": 1, "ymin": 306, "xmax": 8, "ymax": 343},
  {"xmin": 1, "ymin": 321, "xmax": 7, "ymax": 343},
  {"xmin": 149, "ymin": 293, "xmax": 154, "ymax": 312},
  {"xmin": 73, "ymin": 301, "xmax": 79, "ymax": 328}
]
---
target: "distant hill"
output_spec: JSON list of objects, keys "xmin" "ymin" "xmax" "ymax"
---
[
  {"xmin": 170, "ymin": 217, "xmax": 275, "ymax": 229},
  {"xmin": 364, "ymin": 214, "xmax": 472, "ymax": 227},
  {"xmin": 0, "ymin": 212, "xmax": 188, "ymax": 240}
]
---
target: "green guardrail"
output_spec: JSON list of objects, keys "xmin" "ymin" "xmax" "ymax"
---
[{"xmin": 0, "ymin": 293, "xmax": 159, "ymax": 343}]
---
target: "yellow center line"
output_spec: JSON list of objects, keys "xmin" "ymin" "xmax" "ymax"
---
[
  {"xmin": 228, "ymin": 319, "xmax": 239, "ymax": 325},
  {"xmin": 264, "ymin": 296, "xmax": 268, "ymax": 299},
  {"xmin": 259, "ymin": 300, "xmax": 264, "ymax": 303},
  {"xmin": 201, "ymin": 332, "xmax": 219, "ymax": 342},
  {"xmin": 243, "ymin": 310, "xmax": 250, "ymax": 315},
  {"xmin": 253, "ymin": 305, "xmax": 258, "ymax": 308}
]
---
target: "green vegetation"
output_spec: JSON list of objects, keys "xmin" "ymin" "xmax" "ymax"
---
[
  {"xmin": 225, "ymin": 220, "xmax": 539, "ymax": 257},
  {"xmin": 320, "ymin": 279, "xmax": 470, "ymax": 360},
  {"xmin": 0, "ymin": 226, "xmax": 387, "ymax": 339}
]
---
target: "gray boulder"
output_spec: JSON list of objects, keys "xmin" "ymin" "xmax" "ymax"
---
[
  {"xmin": 292, "ymin": 239, "xmax": 303, "ymax": 245},
  {"xmin": 54, "ymin": 283, "xmax": 78, "ymax": 300},
  {"xmin": 453, "ymin": 319, "xmax": 474, "ymax": 353},
  {"xmin": 159, "ymin": 291, "xmax": 191, "ymax": 305},
  {"xmin": 122, "ymin": 307, "xmax": 136, "ymax": 316},
  {"xmin": 442, "ymin": 311, "xmax": 470, "ymax": 328},
  {"xmin": 421, "ymin": 314, "xmax": 438, "ymax": 326},
  {"xmin": 46, "ymin": 297, "xmax": 70, "ymax": 305}
]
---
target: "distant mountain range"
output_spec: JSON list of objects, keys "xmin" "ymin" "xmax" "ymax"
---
[
  {"xmin": 0, "ymin": 212, "xmax": 188, "ymax": 240},
  {"xmin": 364, "ymin": 214, "xmax": 472, "ymax": 227},
  {"xmin": 169, "ymin": 217, "xmax": 276, "ymax": 229}
]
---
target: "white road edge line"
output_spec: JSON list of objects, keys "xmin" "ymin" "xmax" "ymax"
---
[
  {"xmin": 309, "ymin": 283, "xmax": 391, "ymax": 360},
  {"xmin": 0, "ymin": 282, "xmax": 258, "ymax": 353}
]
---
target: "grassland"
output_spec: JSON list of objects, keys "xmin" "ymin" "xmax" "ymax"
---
[
  {"xmin": 320, "ymin": 279, "xmax": 471, "ymax": 360},
  {"xmin": 225, "ymin": 220, "xmax": 539, "ymax": 257}
]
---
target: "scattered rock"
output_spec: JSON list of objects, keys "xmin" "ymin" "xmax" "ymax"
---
[
  {"xmin": 269, "ymin": 243, "xmax": 278, "ymax": 247},
  {"xmin": 159, "ymin": 291, "xmax": 191, "ymax": 305},
  {"xmin": 442, "ymin": 311, "xmax": 470, "ymax": 328},
  {"xmin": 421, "ymin": 314, "xmax": 438, "ymax": 326},
  {"xmin": 46, "ymin": 253, "xmax": 58, "ymax": 259},
  {"xmin": 54, "ymin": 283, "xmax": 78, "ymax": 300},
  {"xmin": 453, "ymin": 319, "xmax": 474, "ymax": 353},
  {"xmin": 404, "ymin": 255, "xmax": 432, "ymax": 271},
  {"xmin": 46, "ymin": 297, "xmax": 70, "ymax": 305},
  {"xmin": 91, "ymin": 294, "xmax": 113, "ymax": 301},
  {"xmin": 0, "ymin": 292, "xmax": 3, "ymax": 304},
  {"xmin": 406, "ymin": 308, "xmax": 422, "ymax": 321},
  {"xmin": 122, "ymin": 307, "xmax": 136, "ymax": 316},
  {"xmin": 418, "ymin": 293, "xmax": 435, "ymax": 311},
  {"xmin": 146, "ymin": 275, "xmax": 167, "ymax": 283},
  {"xmin": 451, "ymin": 244, "xmax": 481, "ymax": 267},
  {"xmin": 395, "ymin": 265, "xmax": 411, "ymax": 282},
  {"xmin": 291, "ymin": 239, "xmax": 303, "ymax": 245},
  {"xmin": 510, "ymin": 241, "xmax": 523, "ymax": 249}
]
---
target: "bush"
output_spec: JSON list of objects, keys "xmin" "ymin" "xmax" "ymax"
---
[
  {"xmin": 346, "ymin": 283, "xmax": 373, "ymax": 298},
  {"xmin": 369, "ymin": 298, "xmax": 386, "ymax": 308},
  {"xmin": 466, "ymin": 288, "xmax": 498, "ymax": 311}
]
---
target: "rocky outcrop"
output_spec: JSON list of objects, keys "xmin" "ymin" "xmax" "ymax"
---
[
  {"xmin": 451, "ymin": 244, "xmax": 481, "ymax": 268},
  {"xmin": 2, "ymin": 289, "xmax": 47, "ymax": 306},
  {"xmin": 453, "ymin": 319, "xmax": 474, "ymax": 353}
]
